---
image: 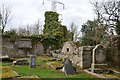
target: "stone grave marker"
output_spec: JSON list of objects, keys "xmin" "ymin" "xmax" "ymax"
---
[
  {"xmin": 30, "ymin": 54, "xmax": 36, "ymax": 68},
  {"xmin": 13, "ymin": 58, "xmax": 29, "ymax": 65},
  {"xmin": 96, "ymin": 49, "xmax": 106, "ymax": 63},
  {"xmin": 62, "ymin": 58, "xmax": 76, "ymax": 75},
  {"xmin": 34, "ymin": 42, "xmax": 44, "ymax": 56}
]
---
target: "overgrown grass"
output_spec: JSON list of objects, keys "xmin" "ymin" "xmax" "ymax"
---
[
  {"xmin": 11, "ymin": 65, "xmax": 91, "ymax": 78},
  {"xmin": 10, "ymin": 56, "xmax": 92, "ymax": 78},
  {"xmin": 1, "ymin": 56, "xmax": 104, "ymax": 79}
]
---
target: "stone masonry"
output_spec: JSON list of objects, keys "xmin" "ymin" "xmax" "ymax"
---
[
  {"xmin": 2, "ymin": 36, "xmax": 44, "ymax": 58},
  {"xmin": 51, "ymin": 41, "xmax": 94, "ymax": 69}
]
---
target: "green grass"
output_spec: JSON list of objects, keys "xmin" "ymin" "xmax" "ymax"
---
[
  {"xmin": 11, "ymin": 65, "xmax": 91, "ymax": 78},
  {"xmin": 9, "ymin": 56, "xmax": 92, "ymax": 78},
  {"xmin": 1, "ymin": 56, "xmax": 102, "ymax": 79},
  {"xmin": 0, "ymin": 62, "xmax": 11, "ymax": 66}
]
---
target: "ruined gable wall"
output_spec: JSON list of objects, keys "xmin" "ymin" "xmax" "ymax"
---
[{"xmin": 52, "ymin": 41, "xmax": 94, "ymax": 69}]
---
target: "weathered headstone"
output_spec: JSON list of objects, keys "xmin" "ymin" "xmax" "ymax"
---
[
  {"xmin": 13, "ymin": 58, "xmax": 29, "ymax": 65},
  {"xmin": 62, "ymin": 58, "xmax": 76, "ymax": 75},
  {"xmin": 33, "ymin": 42, "xmax": 44, "ymax": 56},
  {"xmin": 30, "ymin": 54, "xmax": 36, "ymax": 68},
  {"xmin": 96, "ymin": 49, "xmax": 106, "ymax": 63}
]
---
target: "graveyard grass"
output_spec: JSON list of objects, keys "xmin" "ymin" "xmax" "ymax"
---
[
  {"xmin": 11, "ymin": 56, "xmax": 91, "ymax": 78},
  {"xmin": 0, "ymin": 56, "xmax": 101, "ymax": 79}
]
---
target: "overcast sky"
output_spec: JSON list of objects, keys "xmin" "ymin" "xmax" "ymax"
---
[{"xmin": 0, "ymin": 0, "xmax": 95, "ymax": 31}]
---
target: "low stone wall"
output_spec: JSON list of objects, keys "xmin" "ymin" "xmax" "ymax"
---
[{"xmin": 52, "ymin": 46, "xmax": 94, "ymax": 69}]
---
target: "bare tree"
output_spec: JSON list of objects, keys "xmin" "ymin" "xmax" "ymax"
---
[
  {"xmin": 18, "ymin": 26, "xmax": 27, "ymax": 36},
  {"xmin": 90, "ymin": 1, "xmax": 104, "ymax": 24},
  {"xmin": 0, "ymin": 5, "xmax": 12, "ymax": 34},
  {"xmin": 90, "ymin": 0, "xmax": 119, "ymax": 34},
  {"xmin": 0, "ymin": 13, "xmax": 2, "ymax": 25},
  {"xmin": 32, "ymin": 20, "xmax": 42, "ymax": 35},
  {"xmin": 17, "ymin": 20, "xmax": 43, "ymax": 36},
  {"xmin": 69, "ymin": 22, "xmax": 80, "ymax": 42}
]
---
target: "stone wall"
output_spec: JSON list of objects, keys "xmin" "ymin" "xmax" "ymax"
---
[
  {"xmin": 61, "ymin": 41, "xmax": 77, "ymax": 55},
  {"xmin": 2, "ymin": 36, "xmax": 44, "ymax": 58},
  {"xmin": 2, "ymin": 37, "xmax": 28, "ymax": 58}
]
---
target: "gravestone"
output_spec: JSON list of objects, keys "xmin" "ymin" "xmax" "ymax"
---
[
  {"xmin": 96, "ymin": 49, "xmax": 106, "ymax": 63},
  {"xmin": 30, "ymin": 54, "xmax": 36, "ymax": 68},
  {"xmin": 13, "ymin": 59, "xmax": 29, "ymax": 65},
  {"xmin": 33, "ymin": 42, "xmax": 44, "ymax": 56},
  {"xmin": 62, "ymin": 58, "xmax": 76, "ymax": 75}
]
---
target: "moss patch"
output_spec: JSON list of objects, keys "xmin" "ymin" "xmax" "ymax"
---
[{"xmin": 0, "ymin": 66, "xmax": 18, "ymax": 78}]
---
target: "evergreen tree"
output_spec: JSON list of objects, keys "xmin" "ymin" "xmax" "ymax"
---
[{"xmin": 42, "ymin": 11, "xmax": 67, "ymax": 51}]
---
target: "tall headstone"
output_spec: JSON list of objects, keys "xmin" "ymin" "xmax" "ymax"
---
[
  {"xmin": 96, "ymin": 49, "xmax": 106, "ymax": 63},
  {"xmin": 30, "ymin": 54, "xmax": 36, "ymax": 68},
  {"xmin": 34, "ymin": 42, "xmax": 44, "ymax": 56},
  {"xmin": 62, "ymin": 58, "xmax": 76, "ymax": 75}
]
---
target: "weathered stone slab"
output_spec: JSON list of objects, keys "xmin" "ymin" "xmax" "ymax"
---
[
  {"xmin": 33, "ymin": 42, "xmax": 44, "ymax": 56},
  {"xmin": 13, "ymin": 76, "xmax": 39, "ymax": 80},
  {"xmin": 13, "ymin": 58, "xmax": 29, "ymax": 65},
  {"xmin": 96, "ymin": 49, "xmax": 106, "ymax": 63},
  {"xmin": 62, "ymin": 58, "xmax": 76, "ymax": 75}
]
